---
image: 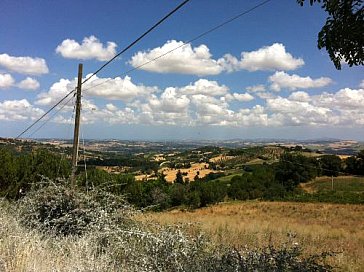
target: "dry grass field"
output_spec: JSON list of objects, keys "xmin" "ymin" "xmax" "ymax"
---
[
  {"xmin": 209, "ymin": 155, "xmax": 236, "ymax": 163},
  {"xmin": 160, "ymin": 163, "xmax": 218, "ymax": 183},
  {"xmin": 135, "ymin": 163, "xmax": 218, "ymax": 182},
  {"xmin": 145, "ymin": 201, "xmax": 364, "ymax": 271}
]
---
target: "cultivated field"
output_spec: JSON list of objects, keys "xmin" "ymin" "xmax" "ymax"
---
[
  {"xmin": 160, "ymin": 163, "xmax": 218, "ymax": 183},
  {"xmin": 146, "ymin": 201, "xmax": 364, "ymax": 271},
  {"xmin": 209, "ymin": 155, "xmax": 236, "ymax": 163},
  {"xmin": 135, "ymin": 163, "xmax": 219, "ymax": 182}
]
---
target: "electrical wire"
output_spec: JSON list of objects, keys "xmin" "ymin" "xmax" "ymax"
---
[
  {"xmin": 28, "ymin": 93, "xmax": 75, "ymax": 138},
  {"xmin": 57, "ymin": 97, "xmax": 76, "ymax": 177},
  {"xmin": 16, "ymin": 88, "xmax": 76, "ymax": 139},
  {"xmin": 83, "ymin": 0, "xmax": 272, "ymax": 93},
  {"xmin": 15, "ymin": 0, "xmax": 272, "ymax": 139},
  {"xmin": 15, "ymin": 0, "xmax": 190, "ymax": 139},
  {"xmin": 81, "ymin": 0, "xmax": 191, "ymax": 85}
]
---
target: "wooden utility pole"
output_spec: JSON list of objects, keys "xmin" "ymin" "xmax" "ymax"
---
[{"xmin": 71, "ymin": 63, "xmax": 83, "ymax": 187}]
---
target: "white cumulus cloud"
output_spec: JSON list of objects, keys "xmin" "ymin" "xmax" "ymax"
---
[
  {"xmin": 191, "ymin": 94, "xmax": 229, "ymax": 116},
  {"xmin": 0, "ymin": 74, "xmax": 40, "ymax": 90},
  {"xmin": 0, "ymin": 99, "xmax": 44, "ymax": 121},
  {"xmin": 56, "ymin": 36, "xmax": 117, "ymax": 61},
  {"xmin": 267, "ymin": 97, "xmax": 333, "ymax": 126},
  {"xmin": 180, "ymin": 79, "xmax": 229, "ymax": 96},
  {"xmin": 149, "ymin": 88, "xmax": 190, "ymax": 113},
  {"xmin": 256, "ymin": 92, "xmax": 277, "ymax": 100},
  {"xmin": 263, "ymin": 87, "xmax": 364, "ymax": 127},
  {"xmin": 246, "ymin": 84, "xmax": 266, "ymax": 92},
  {"xmin": 129, "ymin": 40, "xmax": 224, "ymax": 76},
  {"xmin": 36, "ymin": 78, "xmax": 74, "ymax": 105},
  {"xmin": 233, "ymin": 105, "xmax": 270, "ymax": 126},
  {"xmin": 125, "ymin": 80, "xmax": 235, "ymax": 126},
  {"xmin": 105, "ymin": 103, "xmax": 118, "ymax": 111},
  {"xmin": 84, "ymin": 75, "xmax": 158, "ymax": 101},
  {"xmin": 123, "ymin": 79, "xmax": 230, "ymax": 125},
  {"xmin": 222, "ymin": 43, "xmax": 304, "ymax": 72},
  {"xmin": 129, "ymin": 42, "xmax": 304, "ymax": 75},
  {"xmin": 36, "ymin": 75, "xmax": 157, "ymax": 106},
  {"xmin": 225, "ymin": 92, "xmax": 254, "ymax": 102},
  {"xmin": 17, "ymin": 77, "xmax": 40, "ymax": 90},
  {"xmin": 0, "ymin": 73, "xmax": 15, "ymax": 88},
  {"xmin": 0, "ymin": 53, "xmax": 49, "ymax": 75},
  {"xmin": 314, "ymin": 88, "xmax": 364, "ymax": 111},
  {"xmin": 288, "ymin": 91, "xmax": 311, "ymax": 102},
  {"xmin": 233, "ymin": 93, "xmax": 254, "ymax": 102},
  {"xmin": 52, "ymin": 102, "xmax": 138, "ymax": 125},
  {"xmin": 81, "ymin": 104, "xmax": 137, "ymax": 125},
  {"xmin": 269, "ymin": 71, "xmax": 332, "ymax": 91},
  {"xmin": 29, "ymin": 74, "xmax": 364, "ymax": 129}
]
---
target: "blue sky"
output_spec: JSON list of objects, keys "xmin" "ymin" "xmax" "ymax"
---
[{"xmin": 0, "ymin": 0, "xmax": 363, "ymax": 140}]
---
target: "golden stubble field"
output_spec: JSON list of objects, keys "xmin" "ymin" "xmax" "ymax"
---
[
  {"xmin": 162, "ymin": 163, "xmax": 218, "ymax": 182},
  {"xmin": 145, "ymin": 201, "xmax": 364, "ymax": 271},
  {"xmin": 135, "ymin": 163, "xmax": 219, "ymax": 182}
]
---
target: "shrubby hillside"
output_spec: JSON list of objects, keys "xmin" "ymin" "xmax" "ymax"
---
[{"xmin": 1, "ymin": 146, "xmax": 363, "ymax": 207}]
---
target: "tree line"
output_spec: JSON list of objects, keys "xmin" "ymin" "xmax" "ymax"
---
[{"xmin": 1, "ymin": 147, "xmax": 363, "ymax": 207}]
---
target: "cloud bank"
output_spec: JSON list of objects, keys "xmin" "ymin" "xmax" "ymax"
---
[
  {"xmin": 129, "ymin": 41, "xmax": 304, "ymax": 76},
  {"xmin": 27, "ymin": 74, "xmax": 364, "ymax": 129}
]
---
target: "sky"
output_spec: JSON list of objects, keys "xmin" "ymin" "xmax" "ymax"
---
[{"xmin": 0, "ymin": 0, "xmax": 363, "ymax": 141}]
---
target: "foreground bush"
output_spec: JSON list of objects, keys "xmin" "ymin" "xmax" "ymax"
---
[
  {"xmin": 0, "ymin": 183, "xmax": 335, "ymax": 271},
  {"xmin": 14, "ymin": 183, "xmax": 215, "ymax": 271},
  {"xmin": 18, "ymin": 182, "xmax": 134, "ymax": 236}
]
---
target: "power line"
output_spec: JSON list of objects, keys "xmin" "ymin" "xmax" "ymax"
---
[
  {"xmin": 83, "ymin": 0, "xmax": 272, "ymax": 93},
  {"xmin": 56, "ymin": 98, "xmax": 76, "ymax": 177},
  {"xmin": 82, "ymin": 0, "xmax": 191, "ymax": 85},
  {"xmin": 16, "ymin": 89, "xmax": 76, "ymax": 139},
  {"xmin": 16, "ymin": 0, "xmax": 271, "ymax": 139},
  {"xmin": 187, "ymin": 0, "xmax": 272, "ymax": 48},
  {"xmin": 28, "ymin": 93, "xmax": 75, "ymax": 138},
  {"xmin": 15, "ymin": 0, "xmax": 190, "ymax": 139}
]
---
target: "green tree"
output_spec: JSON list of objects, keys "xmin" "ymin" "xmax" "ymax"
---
[
  {"xmin": 345, "ymin": 155, "xmax": 358, "ymax": 174},
  {"xmin": 175, "ymin": 170, "xmax": 184, "ymax": 184},
  {"xmin": 298, "ymin": 0, "xmax": 364, "ymax": 69},
  {"xmin": 192, "ymin": 180, "xmax": 227, "ymax": 207},
  {"xmin": 228, "ymin": 175, "xmax": 250, "ymax": 200},
  {"xmin": 0, "ymin": 148, "xmax": 17, "ymax": 196},
  {"xmin": 345, "ymin": 150, "xmax": 364, "ymax": 175},
  {"xmin": 29, "ymin": 149, "xmax": 71, "ymax": 182},
  {"xmin": 319, "ymin": 155, "xmax": 342, "ymax": 176},
  {"xmin": 275, "ymin": 153, "xmax": 318, "ymax": 190},
  {"xmin": 169, "ymin": 183, "xmax": 188, "ymax": 206},
  {"xmin": 0, "ymin": 148, "xmax": 71, "ymax": 199}
]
